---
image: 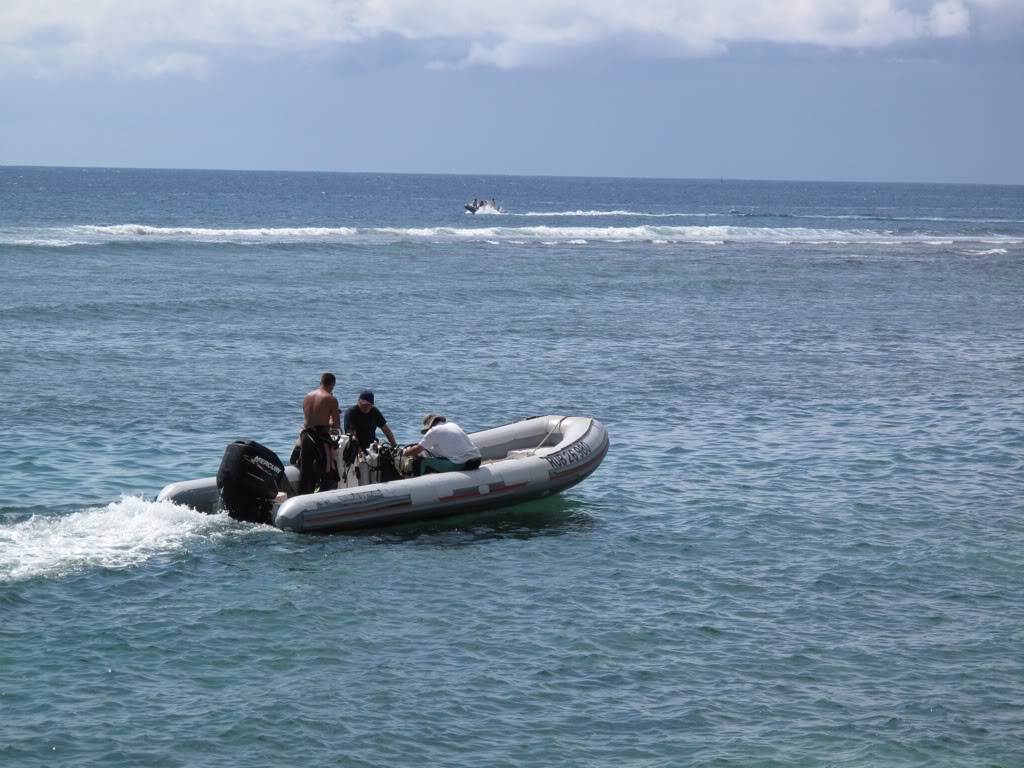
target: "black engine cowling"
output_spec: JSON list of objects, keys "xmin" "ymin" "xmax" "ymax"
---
[{"xmin": 216, "ymin": 440, "xmax": 288, "ymax": 524}]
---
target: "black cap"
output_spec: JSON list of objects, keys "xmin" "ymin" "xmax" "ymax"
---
[{"xmin": 358, "ymin": 390, "xmax": 374, "ymax": 404}]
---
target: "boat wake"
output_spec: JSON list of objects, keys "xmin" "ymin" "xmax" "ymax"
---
[
  {"xmin": 0, "ymin": 496, "xmax": 262, "ymax": 583},
  {"xmin": 514, "ymin": 210, "xmax": 709, "ymax": 217}
]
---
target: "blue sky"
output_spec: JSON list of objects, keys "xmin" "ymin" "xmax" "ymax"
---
[{"xmin": 1, "ymin": 0, "xmax": 1022, "ymax": 183}]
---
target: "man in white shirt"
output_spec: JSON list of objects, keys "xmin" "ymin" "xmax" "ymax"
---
[{"xmin": 403, "ymin": 413, "xmax": 482, "ymax": 475}]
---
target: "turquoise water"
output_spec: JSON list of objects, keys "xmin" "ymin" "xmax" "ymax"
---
[{"xmin": 2, "ymin": 168, "xmax": 1023, "ymax": 766}]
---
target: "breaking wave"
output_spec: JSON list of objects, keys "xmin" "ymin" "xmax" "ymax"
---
[
  {"xmin": 79, "ymin": 224, "xmax": 359, "ymax": 238},
  {"xmin": 512, "ymin": 211, "xmax": 1024, "ymax": 223},
  {"xmin": 962, "ymin": 248, "xmax": 1009, "ymax": 256},
  {"xmin": 2, "ymin": 223, "xmax": 1021, "ymax": 248}
]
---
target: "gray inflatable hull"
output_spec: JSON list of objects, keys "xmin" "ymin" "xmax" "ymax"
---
[{"xmin": 156, "ymin": 416, "xmax": 608, "ymax": 533}]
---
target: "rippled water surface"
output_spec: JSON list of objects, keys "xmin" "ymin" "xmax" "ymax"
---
[{"xmin": 2, "ymin": 168, "xmax": 1023, "ymax": 767}]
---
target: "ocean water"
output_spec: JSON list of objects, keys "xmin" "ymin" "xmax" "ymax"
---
[{"xmin": 1, "ymin": 167, "xmax": 1023, "ymax": 767}]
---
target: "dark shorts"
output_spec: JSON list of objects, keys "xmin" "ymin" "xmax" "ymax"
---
[
  {"xmin": 298, "ymin": 426, "xmax": 339, "ymax": 494},
  {"xmin": 417, "ymin": 457, "xmax": 482, "ymax": 476}
]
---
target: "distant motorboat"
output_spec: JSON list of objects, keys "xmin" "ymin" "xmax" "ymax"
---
[{"xmin": 465, "ymin": 200, "xmax": 505, "ymax": 214}]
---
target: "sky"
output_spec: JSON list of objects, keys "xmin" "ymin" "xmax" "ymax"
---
[{"xmin": 1, "ymin": 0, "xmax": 1022, "ymax": 184}]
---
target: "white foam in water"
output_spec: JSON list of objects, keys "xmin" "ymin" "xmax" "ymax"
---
[
  {"xmin": 10, "ymin": 239, "xmax": 89, "ymax": 247},
  {"xmin": 0, "ymin": 496, "xmax": 256, "ymax": 583},
  {"xmin": 77, "ymin": 224, "xmax": 359, "ymax": 239},
  {"xmin": 2, "ymin": 223, "xmax": 1021, "ymax": 248},
  {"xmin": 365, "ymin": 225, "xmax": 1022, "ymax": 246},
  {"xmin": 963, "ymin": 248, "xmax": 1009, "ymax": 255}
]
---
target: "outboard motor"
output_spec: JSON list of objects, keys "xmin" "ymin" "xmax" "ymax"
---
[{"xmin": 216, "ymin": 440, "xmax": 288, "ymax": 524}]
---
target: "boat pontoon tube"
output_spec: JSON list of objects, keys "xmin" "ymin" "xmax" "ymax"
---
[{"xmin": 156, "ymin": 415, "xmax": 608, "ymax": 533}]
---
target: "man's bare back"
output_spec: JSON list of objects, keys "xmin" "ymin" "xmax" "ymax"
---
[{"xmin": 303, "ymin": 386, "xmax": 340, "ymax": 430}]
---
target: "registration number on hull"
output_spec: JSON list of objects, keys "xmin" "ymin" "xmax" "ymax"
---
[{"xmin": 545, "ymin": 440, "xmax": 593, "ymax": 471}]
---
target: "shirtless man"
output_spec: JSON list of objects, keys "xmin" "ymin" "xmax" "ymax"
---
[
  {"xmin": 297, "ymin": 373, "xmax": 341, "ymax": 494},
  {"xmin": 303, "ymin": 372, "xmax": 341, "ymax": 431}
]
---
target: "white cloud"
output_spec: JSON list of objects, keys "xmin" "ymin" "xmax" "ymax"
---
[
  {"xmin": 929, "ymin": 0, "xmax": 971, "ymax": 35},
  {"xmin": 0, "ymin": 0, "xmax": 1018, "ymax": 77},
  {"xmin": 132, "ymin": 53, "xmax": 209, "ymax": 80}
]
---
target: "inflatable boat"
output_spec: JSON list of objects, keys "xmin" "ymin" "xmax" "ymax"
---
[{"xmin": 157, "ymin": 415, "xmax": 608, "ymax": 533}]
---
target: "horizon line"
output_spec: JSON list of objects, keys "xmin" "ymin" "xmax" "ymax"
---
[{"xmin": 1, "ymin": 163, "xmax": 1021, "ymax": 188}]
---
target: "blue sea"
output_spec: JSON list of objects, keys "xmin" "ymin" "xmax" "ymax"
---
[{"xmin": 2, "ymin": 167, "xmax": 1023, "ymax": 767}]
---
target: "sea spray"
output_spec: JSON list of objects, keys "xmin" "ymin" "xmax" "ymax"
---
[{"xmin": 0, "ymin": 496, "xmax": 263, "ymax": 583}]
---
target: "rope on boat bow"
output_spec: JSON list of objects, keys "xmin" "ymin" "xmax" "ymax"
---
[{"xmin": 522, "ymin": 416, "xmax": 568, "ymax": 456}]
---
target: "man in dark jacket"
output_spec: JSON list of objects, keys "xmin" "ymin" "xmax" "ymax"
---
[{"xmin": 343, "ymin": 390, "xmax": 398, "ymax": 451}]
